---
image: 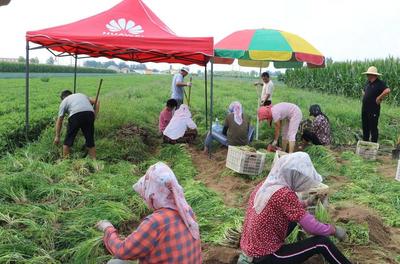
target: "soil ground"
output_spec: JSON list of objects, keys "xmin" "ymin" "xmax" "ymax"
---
[{"xmin": 188, "ymin": 146, "xmax": 400, "ymax": 264}]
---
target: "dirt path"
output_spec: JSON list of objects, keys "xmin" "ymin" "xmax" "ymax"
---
[
  {"xmin": 187, "ymin": 146, "xmax": 261, "ymax": 208},
  {"xmin": 190, "ymin": 146, "xmax": 400, "ymax": 264}
]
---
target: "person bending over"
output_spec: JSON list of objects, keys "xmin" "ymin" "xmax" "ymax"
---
[{"xmin": 54, "ymin": 90, "xmax": 99, "ymax": 159}]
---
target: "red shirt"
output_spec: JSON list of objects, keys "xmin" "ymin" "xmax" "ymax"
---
[
  {"xmin": 159, "ymin": 108, "xmax": 173, "ymax": 133},
  {"xmin": 104, "ymin": 208, "xmax": 202, "ymax": 264},
  {"xmin": 240, "ymin": 184, "xmax": 306, "ymax": 257}
]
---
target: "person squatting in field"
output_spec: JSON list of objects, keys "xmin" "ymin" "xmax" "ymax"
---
[
  {"xmin": 170, "ymin": 67, "xmax": 192, "ymax": 108},
  {"xmin": 96, "ymin": 162, "xmax": 202, "ymax": 264},
  {"xmin": 361, "ymin": 66, "xmax": 391, "ymax": 143},
  {"xmin": 162, "ymin": 104, "xmax": 197, "ymax": 144},
  {"xmin": 258, "ymin": 102, "xmax": 302, "ymax": 153},
  {"xmin": 203, "ymin": 101, "xmax": 253, "ymax": 154},
  {"xmin": 159, "ymin": 99, "xmax": 178, "ymax": 134},
  {"xmin": 301, "ymin": 104, "xmax": 332, "ymax": 146},
  {"xmin": 238, "ymin": 152, "xmax": 351, "ymax": 264},
  {"xmin": 54, "ymin": 90, "xmax": 99, "ymax": 159}
]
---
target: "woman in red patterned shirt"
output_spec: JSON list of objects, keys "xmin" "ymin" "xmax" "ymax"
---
[
  {"xmin": 239, "ymin": 152, "xmax": 351, "ymax": 264},
  {"xmin": 96, "ymin": 162, "xmax": 202, "ymax": 264}
]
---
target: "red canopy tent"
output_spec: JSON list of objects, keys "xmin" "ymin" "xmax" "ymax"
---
[
  {"xmin": 26, "ymin": 0, "xmax": 213, "ymax": 65},
  {"xmin": 24, "ymin": 0, "xmax": 214, "ymax": 136}
]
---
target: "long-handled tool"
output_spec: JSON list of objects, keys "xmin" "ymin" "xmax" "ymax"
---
[
  {"xmin": 183, "ymin": 76, "xmax": 192, "ymax": 107},
  {"xmin": 188, "ymin": 76, "xmax": 192, "ymax": 107},
  {"xmin": 94, "ymin": 79, "xmax": 103, "ymax": 112}
]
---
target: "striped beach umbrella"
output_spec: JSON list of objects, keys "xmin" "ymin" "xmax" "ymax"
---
[{"xmin": 214, "ymin": 28, "xmax": 325, "ymax": 68}]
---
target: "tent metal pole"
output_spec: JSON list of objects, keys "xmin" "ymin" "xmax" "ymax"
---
[
  {"xmin": 204, "ymin": 64, "xmax": 208, "ymax": 130},
  {"xmin": 73, "ymin": 55, "xmax": 77, "ymax": 93},
  {"xmin": 25, "ymin": 41, "xmax": 30, "ymax": 140},
  {"xmin": 208, "ymin": 59, "xmax": 214, "ymax": 158}
]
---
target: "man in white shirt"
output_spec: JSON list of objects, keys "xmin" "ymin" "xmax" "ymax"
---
[
  {"xmin": 54, "ymin": 90, "xmax": 99, "ymax": 159},
  {"xmin": 171, "ymin": 67, "xmax": 192, "ymax": 108},
  {"xmin": 255, "ymin": 72, "xmax": 274, "ymax": 106}
]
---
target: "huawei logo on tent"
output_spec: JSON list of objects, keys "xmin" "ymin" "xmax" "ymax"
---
[{"xmin": 103, "ymin": 18, "xmax": 144, "ymax": 37}]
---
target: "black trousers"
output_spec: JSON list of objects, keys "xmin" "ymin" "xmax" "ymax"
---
[
  {"xmin": 301, "ymin": 130, "xmax": 322, "ymax": 145},
  {"xmin": 64, "ymin": 111, "xmax": 95, "ymax": 147},
  {"xmin": 253, "ymin": 223, "xmax": 351, "ymax": 264},
  {"xmin": 361, "ymin": 111, "xmax": 379, "ymax": 143}
]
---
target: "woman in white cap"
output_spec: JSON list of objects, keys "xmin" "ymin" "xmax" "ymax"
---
[
  {"xmin": 171, "ymin": 66, "xmax": 192, "ymax": 108},
  {"xmin": 238, "ymin": 152, "xmax": 351, "ymax": 264},
  {"xmin": 361, "ymin": 66, "xmax": 390, "ymax": 143},
  {"xmin": 163, "ymin": 104, "xmax": 197, "ymax": 144},
  {"xmin": 96, "ymin": 162, "xmax": 202, "ymax": 264}
]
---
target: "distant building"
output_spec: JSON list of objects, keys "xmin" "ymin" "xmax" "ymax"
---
[
  {"xmin": 107, "ymin": 65, "xmax": 119, "ymax": 72},
  {"xmin": 120, "ymin": 67, "xmax": 130, "ymax": 74},
  {"xmin": 0, "ymin": 57, "xmax": 18, "ymax": 62}
]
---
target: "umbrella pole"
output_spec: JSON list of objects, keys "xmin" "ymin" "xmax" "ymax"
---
[{"xmin": 256, "ymin": 66, "xmax": 262, "ymax": 140}]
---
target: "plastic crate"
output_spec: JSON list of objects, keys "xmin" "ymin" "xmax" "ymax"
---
[
  {"xmin": 356, "ymin": 140, "xmax": 379, "ymax": 160},
  {"xmin": 226, "ymin": 146, "xmax": 266, "ymax": 175},
  {"xmin": 297, "ymin": 183, "xmax": 329, "ymax": 214}
]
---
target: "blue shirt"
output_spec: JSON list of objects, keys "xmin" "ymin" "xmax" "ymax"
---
[{"xmin": 171, "ymin": 73, "xmax": 184, "ymax": 100}]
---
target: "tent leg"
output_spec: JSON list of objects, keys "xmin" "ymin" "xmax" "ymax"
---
[
  {"xmin": 208, "ymin": 59, "xmax": 214, "ymax": 159},
  {"xmin": 204, "ymin": 64, "xmax": 208, "ymax": 130},
  {"xmin": 25, "ymin": 41, "xmax": 30, "ymax": 140},
  {"xmin": 73, "ymin": 55, "xmax": 77, "ymax": 93}
]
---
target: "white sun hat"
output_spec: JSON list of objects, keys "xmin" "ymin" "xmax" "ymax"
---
[
  {"xmin": 362, "ymin": 66, "xmax": 382, "ymax": 76},
  {"xmin": 181, "ymin": 66, "xmax": 190, "ymax": 73}
]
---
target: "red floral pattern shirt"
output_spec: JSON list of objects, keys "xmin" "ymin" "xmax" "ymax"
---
[{"xmin": 240, "ymin": 184, "xmax": 306, "ymax": 257}]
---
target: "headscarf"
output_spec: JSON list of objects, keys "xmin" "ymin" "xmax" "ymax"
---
[
  {"xmin": 228, "ymin": 101, "xmax": 243, "ymax": 125},
  {"xmin": 163, "ymin": 104, "xmax": 197, "ymax": 140},
  {"xmin": 133, "ymin": 162, "xmax": 200, "ymax": 239},
  {"xmin": 257, "ymin": 105, "xmax": 272, "ymax": 121},
  {"xmin": 253, "ymin": 152, "xmax": 322, "ymax": 214}
]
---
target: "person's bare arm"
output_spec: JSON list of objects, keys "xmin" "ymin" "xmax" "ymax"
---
[
  {"xmin": 376, "ymin": 88, "xmax": 391, "ymax": 104},
  {"xmin": 176, "ymin": 81, "xmax": 191, "ymax": 87},
  {"xmin": 54, "ymin": 116, "xmax": 64, "ymax": 145},
  {"xmin": 274, "ymin": 120, "xmax": 281, "ymax": 141},
  {"xmin": 89, "ymin": 98, "xmax": 100, "ymax": 117}
]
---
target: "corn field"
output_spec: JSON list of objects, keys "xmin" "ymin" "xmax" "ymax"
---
[{"xmin": 284, "ymin": 57, "xmax": 400, "ymax": 105}]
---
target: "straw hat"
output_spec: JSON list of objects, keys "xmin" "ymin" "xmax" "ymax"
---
[
  {"xmin": 0, "ymin": 0, "xmax": 11, "ymax": 6},
  {"xmin": 362, "ymin": 66, "xmax": 382, "ymax": 76},
  {"xmin": 180, "ymin": 67, "xmax": 190, "ymax": 73}
]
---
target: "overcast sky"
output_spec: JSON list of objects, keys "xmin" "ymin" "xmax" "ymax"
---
[{"xmin": 0, "ymin": 0, "xmax": 399, "ymax": 71}]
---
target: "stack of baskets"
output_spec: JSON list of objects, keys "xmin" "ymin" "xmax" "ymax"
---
[
  {"xmin": 226, "ymin": 146, "xmax": 266, "ymax": 175},
  {"xmin": 356, "ymin": 140, "xmax": 379, "ymax": 160}
]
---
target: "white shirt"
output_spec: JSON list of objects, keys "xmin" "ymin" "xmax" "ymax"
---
[
  {"xmin": 261, "ymin": 80, "xmax": 274, "ymax": 103},
  {"xmin": 58, "ymin": 93, "xmax": 94, "ymax": 118},
  {"xmin": 163, "ymin": 104, "xmax": 197, "ymax": 140}
]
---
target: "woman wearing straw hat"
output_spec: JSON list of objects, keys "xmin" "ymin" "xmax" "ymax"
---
[{"xmin": 361, "ymin": 66, "xmax": 390, "ymax": 143}]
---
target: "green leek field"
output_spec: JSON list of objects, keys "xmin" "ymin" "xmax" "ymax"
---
[{"xmin": 0, "ymin": 74, "xmax": 399, "ymax": 263}]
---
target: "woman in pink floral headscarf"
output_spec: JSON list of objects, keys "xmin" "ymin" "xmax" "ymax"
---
[{"xmin": 96, "ymin": 162, "xmax": 201, "ymax": 264}]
